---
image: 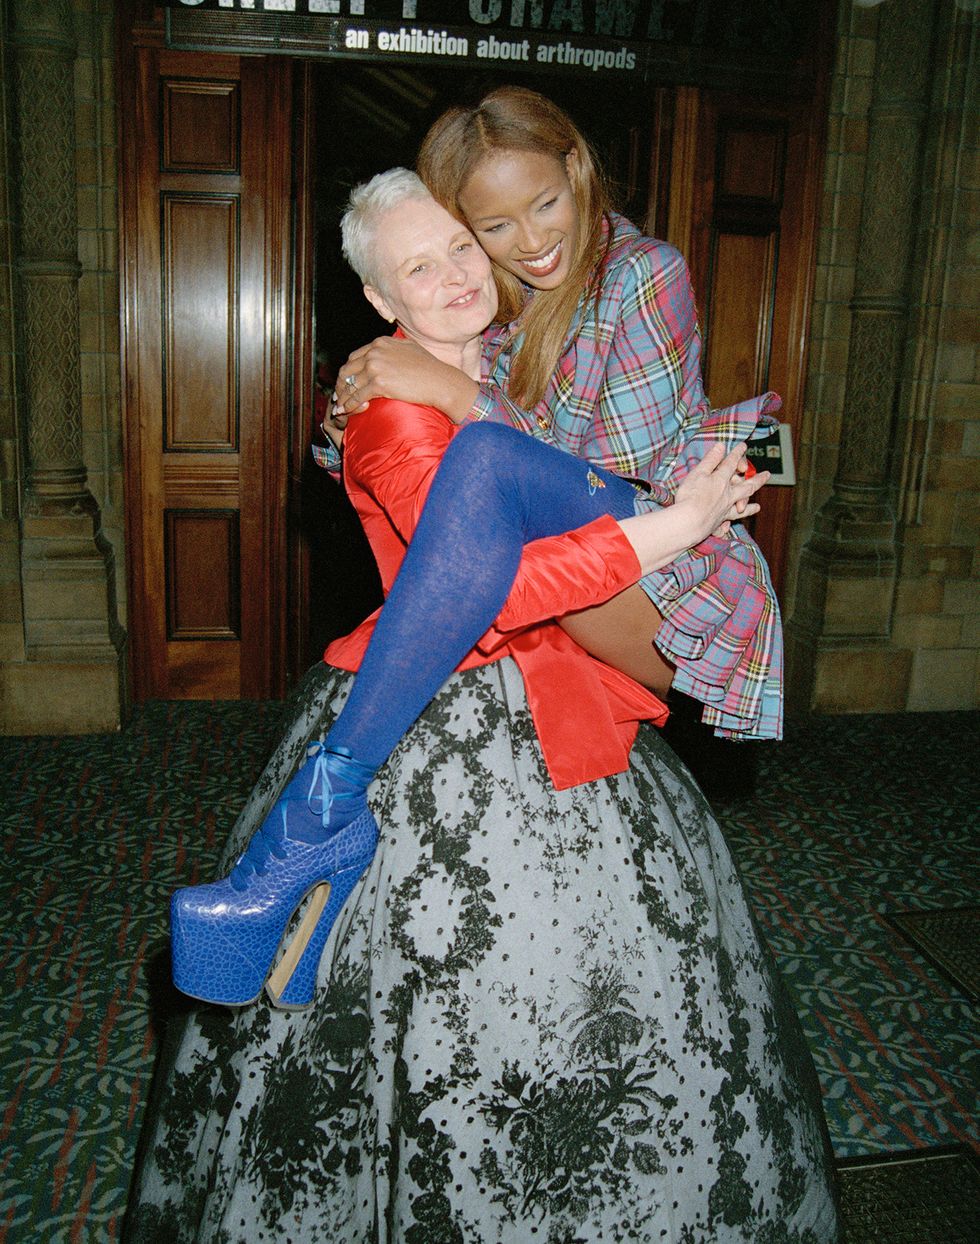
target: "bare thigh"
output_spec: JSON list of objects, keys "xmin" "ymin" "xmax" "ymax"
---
[{"xmin": 559, "ymin": 584, "xmax": 674, "ymax": 699}]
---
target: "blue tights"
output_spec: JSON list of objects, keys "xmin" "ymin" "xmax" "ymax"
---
[{"xmin": 325, "ymin": 421, "xmax": 637, "ymax": 777}]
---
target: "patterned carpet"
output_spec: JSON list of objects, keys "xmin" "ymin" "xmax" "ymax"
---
[
  {"xmin": 0, "ymin": 702, "xmax": 977, "ymax": 1241},
  {"xmin": 0, "ymin": 701, "xmax": 284, "ymax": 1243},
  {"xmin": 713, "ymin": 711, "xmax": 979, "ymax": 1163}
]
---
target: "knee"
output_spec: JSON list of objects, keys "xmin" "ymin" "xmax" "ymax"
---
[
  {"xmin": 454, "ymin": 420, "xmax": 521, "ymax": 461},
  {"xmin": 440, "ymin": 421, "xmax": 524, "ymax": 492}
]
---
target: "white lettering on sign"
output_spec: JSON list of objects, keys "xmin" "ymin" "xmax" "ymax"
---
[
  {"xmin": 305, "ymin": 1, "xmax": 369, "ymax": 12},
  {"xmin": 547, "ymin": 0, "xmax": 585, "ymax": 32},
  {"xmin": 469, "ymin": 2, "xmax": 503, "ymax": 22},
  {"xmin": 510, "ymin": 2, "xmax": 546, "ymax": 24},
  {"xmin": 476, "ymin": 35, "xmax": 531, "ymax": 61},
  {"xmin": 171, "ymin": 2, "xmax": 642, "ymax": 73},
  {"xmin": 536, "ymin": 39, "xmax": 635, "ymax": 68},
  {"xmin": 377, "ymin": 28, "xmax": 470, "ymax": 56},
  {"xmin": 174, "ymin": 0, "xmax": 670, "ymax": 43}
]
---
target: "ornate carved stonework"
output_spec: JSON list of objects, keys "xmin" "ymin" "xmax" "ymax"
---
[
  {"xmin": 786, "ymin": 0, "xmax": 945, "ymax": 711},
  {"xmin": 14, "ymin": 18, "xmax": 77, "ymax": 260},
  {"xmin": 875, "ymin": 0, "xmax": 934, "ymax": 106},
  {"xmin": 12, "ymin": 0, "xmax": 90, "ymax": 511},
  {"xmin": 836, "ymin": 308, "xmax": 904, "ymax": 489},
  {"xmin": 7, "ymin": 0, "xmax": 125, "ymax": 730},
  {"xmin": 855, "ymin": 118, "xmax": 924, "ymax": 300},
  {"xmin": 836, "ymin": 0, "xmax": 936, "ymax": 501},
  {"xmin": 23, "ymin": 277, "xmax": 85, "ymax": 484}
]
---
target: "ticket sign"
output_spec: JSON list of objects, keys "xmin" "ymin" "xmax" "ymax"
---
[{"xmin": 747, "ymin": 424, "xmax": 795, "ymax": 486}]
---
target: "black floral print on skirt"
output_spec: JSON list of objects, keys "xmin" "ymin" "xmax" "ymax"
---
[{"xmin": 125, "ymin": 660, "xmax": 838, "ymax": 1243}]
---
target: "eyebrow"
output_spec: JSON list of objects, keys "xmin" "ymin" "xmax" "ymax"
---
[
  {"xmin": 467, "ymin": 184, "xmax": 561, "ymax": 225},
  {"xmin": 396, "ymin": 231, "xmax": 473, "ymax": 271}
]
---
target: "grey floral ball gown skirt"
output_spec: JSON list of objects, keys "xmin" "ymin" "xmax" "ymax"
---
[{"xmin": 125, "ymin": 660, "xmax": 838, "ymax": 1243}]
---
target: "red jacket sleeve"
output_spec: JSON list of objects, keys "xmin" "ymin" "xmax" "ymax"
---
[
  {"xmin": 343, "ymin": 400, "xmax": 453, "ymax": 541},
  {"xmin": 477, "ymin": 516, "xmax": 641, "ymax": 655}
]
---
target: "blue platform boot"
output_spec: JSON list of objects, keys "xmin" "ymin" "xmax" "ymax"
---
[
  {"xmin": 171, "ymin": 745, "xmax": 378, "ymax": 1008},
  {"xmin": 173, "ymin": 424, "xmax": 641, "ymax": 1010}
]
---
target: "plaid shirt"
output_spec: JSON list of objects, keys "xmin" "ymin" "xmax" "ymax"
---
[{"xmin": 468, "ymin": 214, "xmax": 783, "ymax": 740}]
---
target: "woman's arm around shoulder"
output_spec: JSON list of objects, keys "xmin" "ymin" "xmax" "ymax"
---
[{"xmin": 333, "ymin": 336, "xmax": 479, "ymax": 421}]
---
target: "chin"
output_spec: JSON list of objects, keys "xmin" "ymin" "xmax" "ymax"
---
[{"xmin": 525, "ymin": 271, "xmax": 565, "ymax": 291}]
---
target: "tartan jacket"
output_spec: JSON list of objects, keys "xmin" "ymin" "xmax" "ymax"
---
[{"xmin": 468, "ymin": 213, "xmax": 783, "ymax": 740}]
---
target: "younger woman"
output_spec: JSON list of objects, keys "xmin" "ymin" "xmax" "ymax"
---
[{"xmin": 334, "ymin": 85, "xmax": 783, "ymax": 741}]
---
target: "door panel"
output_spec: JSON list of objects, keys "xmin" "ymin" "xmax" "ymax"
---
[
  {"xmin": 162, "ymin": 193, "xmax": 239, "ymax": 449},
  {"xmin": 704, "ymin": 230, "xmax": 779, "ymax": 404},
  {"xmin": 164, "ymin": 509, "xmax": 241, "ymax": 640},
  {"xmin": 697, "ymin": 113, "xmax": 785, "ymax": 407},
  {"xmin": 162, "ymin": 78, "xmax": 240, "ymax": 173},
  {"xmin": 120, "ymin": 42, "xmax": 291, "ymax": 699}
]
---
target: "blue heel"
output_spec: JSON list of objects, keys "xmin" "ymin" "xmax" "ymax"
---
[
  {"xmin": 171, "ymin": 745, "xmax": 378, "ymax": 1007},
  {"xmin": 264, "ymin": 829, "xmax": 375, "ymax": 1009}
]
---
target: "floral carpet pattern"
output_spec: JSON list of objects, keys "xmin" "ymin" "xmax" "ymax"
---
[
  {"xmin": 712, "ymin": 711, "xmax": 979, "ymax": 1160},
  {"xmin": 0, "ymin": 703, "xmax": 977, "ymax": 1241}
]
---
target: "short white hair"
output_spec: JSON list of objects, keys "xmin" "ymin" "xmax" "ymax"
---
[{"xmin": 341, "ymin": 168, "xmax": 432, "ymax": 289}]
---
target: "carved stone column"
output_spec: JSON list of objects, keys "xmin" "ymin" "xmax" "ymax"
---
[
  {"xmin": 786, "ymin": 0, "xmax": 937, "ymax": 712},
  {"xmin": 15, "ymin": 0, "xmax": 89, "ymax": 512},
  {"xmin": 8, "ymin": 0, "xmax": 125, "ymax": 731}
]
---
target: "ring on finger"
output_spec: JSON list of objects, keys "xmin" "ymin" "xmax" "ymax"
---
[{"xmin": 344, "ymin": 375, "xmax": 358, "ymax": 392}]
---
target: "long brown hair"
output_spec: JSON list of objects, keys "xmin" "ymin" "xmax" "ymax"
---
[{"xmin": 417, "ymin": 86, "xmax": 614, "ymax": 409}]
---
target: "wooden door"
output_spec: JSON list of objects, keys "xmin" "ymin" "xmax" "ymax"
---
[
  {"xmin": 659, "ymin": 86, "xmax": 825, "ymax": 599},
  {"xmin": 120, "ymin": 39, "xmax": 292, "ymax": 699}
]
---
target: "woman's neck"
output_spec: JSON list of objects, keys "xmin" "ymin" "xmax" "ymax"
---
[{"xmin": 401, "ymin": 328, "xmax": 483, "ymax": 381}]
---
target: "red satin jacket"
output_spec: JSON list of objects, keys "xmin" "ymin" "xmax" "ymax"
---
[{"xmin": 324, "ymin": 398, "xmax": 668, "ymax": 790}]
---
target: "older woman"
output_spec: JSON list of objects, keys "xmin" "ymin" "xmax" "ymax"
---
[
  {"xmin": 126, "ymin": 172, "xmax": 838, "ymax": 1243},
  {"xmin": 170, "ymin": 178, "xmax": 767, "ymax": 1011}
]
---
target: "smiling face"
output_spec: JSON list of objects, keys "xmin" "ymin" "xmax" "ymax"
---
[
  {"xmin": 365, "ymin": 196, "xmax": 497, "ymax": 355},
  {"xmin": 458, "ymin": 148, "xmax": 581, "ymax": 291}
]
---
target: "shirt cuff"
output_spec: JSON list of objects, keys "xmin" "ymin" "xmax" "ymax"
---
[
  {"xmin": 311, "ymin": 440, "xmax": 342, "ymax": 473},
  {"xmin": 464, "ymin": 382, "xmax": 497, "ymax": 425}
]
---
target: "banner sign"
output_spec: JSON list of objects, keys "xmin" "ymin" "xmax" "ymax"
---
[{"xmin": 165, "ymin": 1, "xmax": 815, "ymax": 82}]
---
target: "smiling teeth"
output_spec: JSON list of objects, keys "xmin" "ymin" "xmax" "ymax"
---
[{"xmin": 524, "ymin": 243, "xmax": 561, "ymax": 270}]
